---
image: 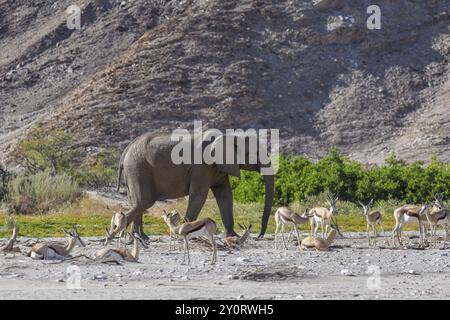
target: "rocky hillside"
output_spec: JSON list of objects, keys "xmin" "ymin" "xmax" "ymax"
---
[{"xmin": 1, "ymin": 0, "xmax": 449, "ymax": 165}]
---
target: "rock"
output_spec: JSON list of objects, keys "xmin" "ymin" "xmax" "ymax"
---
[
  {"xmin": 340, "ymin": 269, "xmax": 354, "ymax": 276},
  {"xmin": 227, "ymin": 274, "xmax": 239, "ymax": 280},
  {"xmin": 236, "ymin": 257, "xmax": 251, "ymax": 263},
  {"xmin": 407, "ymin": 270, "xmax": 420, "ymax": 275},
  {"xmin": 94, "ymin": 275, "xmax": 107, "ymax": 280}
]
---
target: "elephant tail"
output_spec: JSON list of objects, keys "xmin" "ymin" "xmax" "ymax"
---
[{"xmin": 116, "ymin": 163, "xmax": 123, "ymax": 193}]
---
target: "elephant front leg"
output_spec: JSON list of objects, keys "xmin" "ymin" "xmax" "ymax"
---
[
  {"xmin": 185, "ymin": 183, "xmax": 210, "ymax": 223},
  {"xmin": 132, "ymin": 214, "xmax": 149, "ymax": 241},
  {"xmin": 211, "ymin": 180, "xmax": 238, "ymax": 237}
]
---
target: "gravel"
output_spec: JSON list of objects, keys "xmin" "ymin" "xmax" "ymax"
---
[{"xmin": 0, "ymin": 232, "xmax": 449, "ymax": 299}]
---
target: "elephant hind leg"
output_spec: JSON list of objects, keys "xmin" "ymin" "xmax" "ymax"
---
[{"xmin": 125, "ymin": 171, "xmax": 156, "ymax": 240}]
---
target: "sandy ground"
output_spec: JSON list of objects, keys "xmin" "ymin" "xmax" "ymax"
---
[{"xmin": 0, "ymin": 232, "xmax": 449, "ymax": 300}]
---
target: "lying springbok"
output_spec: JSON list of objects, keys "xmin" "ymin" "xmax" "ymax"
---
[
  {"xmin": 274, "ymin": 207, "xmax": 311, "ymax": 250},
  {"xmin": 162, "ymin": 209, "xmax": 182, "ymax": 250},
  {"xmin": 105, "ymin": 212, "xmax": 127, "ymax": 247},
  {"xmin": 358, "ymin": 199, "xmax": 388, "ymax": 246},
  {"xmin": 310, "ymin": 192, "xmax": 339, "ymax": 238},
  {"xmin": 300, "ymin": 228, "xmax": 338, "ymax": 251},
  {"xmin": 1, "ymin": 224, "xmax": 21, "ymax": 255},
  {"xmin": 223, "ymin": 223, "xmax": 252, "ymax": 249},
  {"xmin": 419, "ymin": 204, "xmax": 449, "ymax": 248},
  {"xmin": 162, "ymin": 212, "xmax": 217, "ymax": 265},
  {"xmin": 95, "ymin": 232, "xmax": 148, "ymax": 263},
  {"xmin": 29, "ymin": 226, "xmax": 86, "ymax": 260}
]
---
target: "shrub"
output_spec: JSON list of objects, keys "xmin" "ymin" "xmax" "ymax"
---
[
  {"xmin": 74, "ymin": 151, "xmax": 116, "ymax": 188},
  {"xmin": 16, "ymin": 126, "xmax": 116, "ymax": 188},
  {"xmin": 0, "ymin": 165, "xmax": 11, "ymax": 202},
  {"xmin": 16, "ymin": 126, "xmax": 77, "ymax": 175},
  {"xmin": 7, "ymin": 172, "xmax": 81, "ymax": 214},
  {"xmin": 231, "ymin": 149, "xmax": 450, "ymax": 207}
]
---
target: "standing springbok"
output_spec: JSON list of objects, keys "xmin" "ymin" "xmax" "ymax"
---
[
  {"xmin": 95, "ymin": 232, "xmax": 148, "ymax": 263},
  {"xmin": 420, "ymin": 204, "xmax": 449, "ymax": 248},
  {"xmin": 162, "ymin": 209, "xmax": 182, "ymax": 250},
  {"xmin": 392, "ymin": 195, "xmax": 444, "ymax": 247},
  {"xmin": 105, "ymin": 212, "xmax": 127, "ymax": 247},
  {"xmin": 162, "ymin": 212, "xmax": 217, "ymax": 265},
  {"xmin": 28, "ymin": 226, "xmax": 86, "ymax": 260},
  {"xmin": 310, "ymin": 192, "xmax": 339, "ymax": 238},
  {"xmin": 300, "ymin": 228, "xmax": 338, "ymax": 251},
  {"xmin": 358, "ymin": 199, "xmax": 388, "ymax": 246},
  {"xmin": 274, "ymin": 207, "xmax": 311, "ymax": 250},
  {"xmin": 392, "ymin": 204, "xmax": 434, "ymax": 247}
]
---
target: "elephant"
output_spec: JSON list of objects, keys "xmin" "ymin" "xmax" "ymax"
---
[{"xmin": 113, "ymin": 131, "xmax": 275, "ymax": 241}]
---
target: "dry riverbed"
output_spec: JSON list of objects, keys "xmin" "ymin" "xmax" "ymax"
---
[{"xmin": 0, "ymin": 232, "xmax": 449, "ymax": 300}]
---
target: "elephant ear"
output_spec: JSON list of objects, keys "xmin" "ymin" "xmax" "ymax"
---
[
  {"xmin": 216, "ymin": 163, "xmax": 240, "ymax": 178},
  {"xmin": 210, "ymin": 135, "xmax": 241, "ymax": 178}
]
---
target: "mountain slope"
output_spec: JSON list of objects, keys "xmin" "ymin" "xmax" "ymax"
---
[{"xmin": 1, "ymin": 0, "xmax": 449, "ymax": 164}]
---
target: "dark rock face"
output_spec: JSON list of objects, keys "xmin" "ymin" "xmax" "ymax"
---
[{"xmin": 1, "ymin": 0, "xmax": 449, "ymax": 164}]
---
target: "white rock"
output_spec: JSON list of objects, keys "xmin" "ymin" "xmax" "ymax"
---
[
  {"xmin": 340, "ymin": 269, "xmax": 354, "ymax": 276},
  {"xmin": 407, "ymin": 270, "xmax": 420, "ymax": 275}
]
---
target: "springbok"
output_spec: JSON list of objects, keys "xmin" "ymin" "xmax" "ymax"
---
[
  {"xmin": 1, "ymin": 224, "xmax": 21, "ymax": 255},
  {"xmin": 358, "ymin": 199, "xmax": 388, "ymax": 246},
  {"xmin": 29, "ymin": 226, "xmax": 86, "ymax": 260},
  {"xmin": 162, "ymin": 209, "xmax": 183, "ymax": 250},
  {"xmin": 420, "ymin": 204, "xmax": 449, "ymax": 248},
  {"xmin": 310, "ymin": 192, "xmax": 339, "ymax": 238},
  {"xmin": 300, "ymin": 228, "xmax": 338, "ymax": 251},
  {"xmin": 274, "ymin": 207, "xmax": 311, "ymax": 250},
  {"xmin": 223, "ymin": 223, "xmax": 252, "ymax": 249},
  {"xmin": 162, "ymin": 212, "xmax": 217, "ymax": 265},
  {"xmin": 105, "ymin": 212, "xmax": 127, "ymax": 247},
  {"xmin": 392, "ymin": 200, "xmax": 441, "ymax": 247},
  {"xmin": 95, "ymin": 232, "xmax": 148, "ymax": 263}
]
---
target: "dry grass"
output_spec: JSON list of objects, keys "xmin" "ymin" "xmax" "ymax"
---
[{"xmin": 0, "ymin": 195, "xmax": 429, "ymax": 238}]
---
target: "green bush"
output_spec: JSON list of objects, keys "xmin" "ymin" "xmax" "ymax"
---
[
  {"xmin": 74, "ymin": 151, "xmax": 116, "ymax": 188},
  {"xmin": 16, "ymin": 126, "xmax": 77, "ymax": 175},
  {"xmin": 0, "ymin": 165, "xmax": 11, "ymax": 202},
  {"xmin": 17, "ymin": 126, "xmax": 116, "ymax": 188},
  {"xmin": 7, "ymin": 172, "xmax": 81, "ymax": 214},
  {"xmin": 231, "ymin": 149, "xmax": 450, "ymax": 206}
]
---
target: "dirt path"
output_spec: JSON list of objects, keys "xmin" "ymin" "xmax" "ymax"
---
[{"xmin": 0, "ymin": 233, "xmax": 449, "ymax": 300}]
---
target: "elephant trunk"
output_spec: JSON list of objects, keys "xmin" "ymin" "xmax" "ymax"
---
[{"xmin": 258, "ymin": 174, "xmax": 274, "ymax": 239}]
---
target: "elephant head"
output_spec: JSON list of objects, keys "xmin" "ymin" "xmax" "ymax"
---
[{"xmin": 208, "ymin": 132, "xmax": 275, "ymax": 238}]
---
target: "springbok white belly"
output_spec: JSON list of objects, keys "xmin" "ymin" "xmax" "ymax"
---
[
  {"xmin": 313, "ymin": 215, "xmax": 324, "ymax": 224},
  {"xmin": 280, "ymin": 217, "xmax": 296, "ymax": 227},
  {"xmin": 402, "ymin": 215, "xmax": 427, "ymax": 225},
  {"xmin": 31, "ymin": 247, "xmax": 64, "ymax": 260}
]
